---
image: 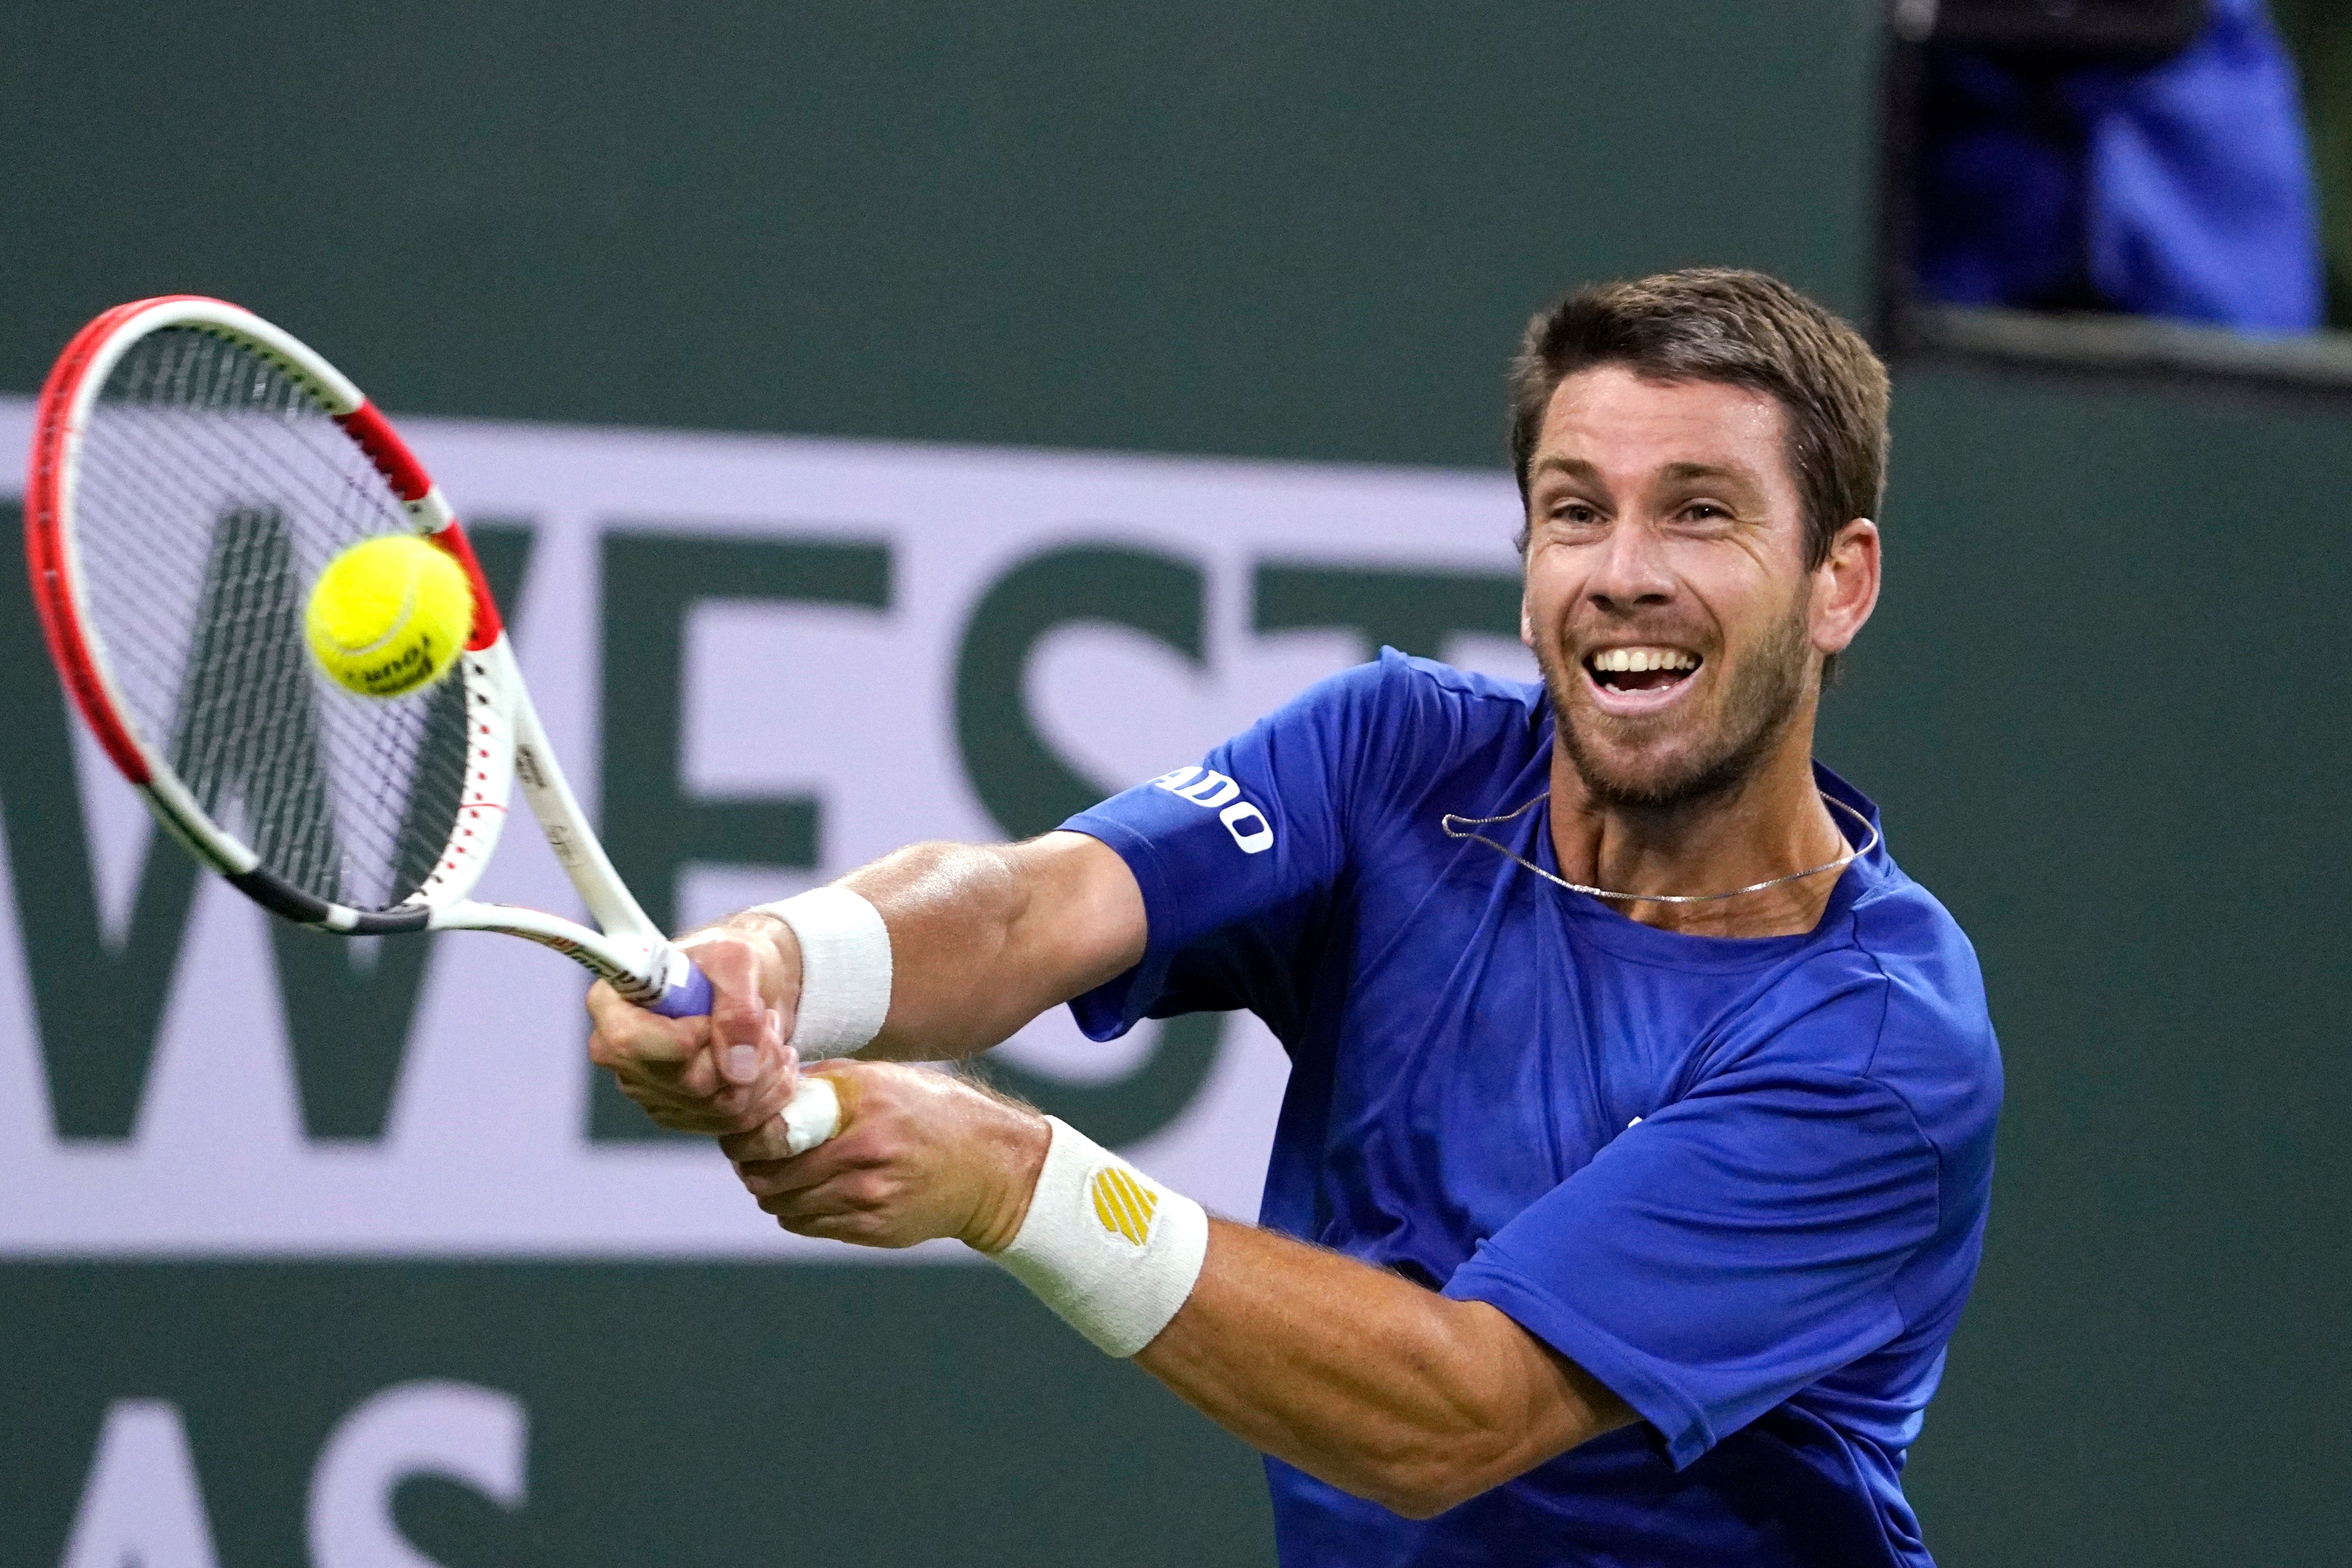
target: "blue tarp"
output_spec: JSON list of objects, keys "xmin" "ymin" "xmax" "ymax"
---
[{"xmin": 1917, "ymin": 0, "xmax": 2322, "ymax": 332}]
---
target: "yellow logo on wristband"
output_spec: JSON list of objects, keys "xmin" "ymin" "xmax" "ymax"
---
[{"xmin": 1088, "ymin": 1165, "xmax": 1159, "ymax": 1246}]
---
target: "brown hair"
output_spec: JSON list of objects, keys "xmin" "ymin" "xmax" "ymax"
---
[{"xmin": 1507, "ymin": 268, "xmax": 1890, "ymax": 569}]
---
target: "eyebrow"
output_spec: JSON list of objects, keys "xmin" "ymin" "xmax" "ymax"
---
[
  {"xmin": 1657, "ymin": 461, "xmax": 1761, "ymax": 488},
  {"xmin": 1529, "ymin": 456, "xmax": 1602, "ymax": 482},
  {"xmin": 1528, "ymin": 456, "xmax": 1763, "ymax": 489}
]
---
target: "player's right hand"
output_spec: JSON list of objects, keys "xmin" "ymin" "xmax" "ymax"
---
[{"xmin": 584, "ymin": 919, "xmax": 805, "ymax": 1138}]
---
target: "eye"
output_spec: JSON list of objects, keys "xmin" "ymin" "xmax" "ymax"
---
[
  {"xmin": 1679, "ymin": 502, "xmax": 1731, "ymax": 524},
  {"xmin": 1552, "ymin": 501, "xmax": 1601, "ymax": 526}
]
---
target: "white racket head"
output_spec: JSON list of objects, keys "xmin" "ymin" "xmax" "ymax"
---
[{"xmin": 25, "ymin": 295, "xmax": 517, "ymax": 935}]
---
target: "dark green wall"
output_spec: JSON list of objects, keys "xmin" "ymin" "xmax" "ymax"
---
[
  {"xmin": 0, "ymin": 2, "xmax": 1877, "ymax": 465},
  {"xmin": 6, "ymin": 4, "xmax": 2345, "ymax": 1566},
  {"xmin": 1827, "ymin": 365, "xmax": 2352, "ymax": 1566}
]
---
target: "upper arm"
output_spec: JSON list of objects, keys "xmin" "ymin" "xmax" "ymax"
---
[
  {"xmin": 1004, "ymin": 830, "xmax": 1148, "ymax": 1000},
  {"xmin": 1057, "ymin": 659, "xmax": 1409, "ymax": 1039}
]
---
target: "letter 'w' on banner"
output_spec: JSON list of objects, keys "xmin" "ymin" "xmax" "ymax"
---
[{"xmin": 0, "ymin": 393, "xmax": 1527, "ymax": 1258}]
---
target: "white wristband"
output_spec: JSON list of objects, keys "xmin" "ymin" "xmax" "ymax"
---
[
  {"xmin": 752, "ymin": 887, "xmax": 892, "ymax": 1060},
  {"xmin": 990, "ymin": 1117, "xmax": 1210, "ymax": 1358}
]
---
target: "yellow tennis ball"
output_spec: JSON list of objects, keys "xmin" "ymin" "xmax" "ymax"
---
[{"xmin": 305, "ymin": 534, "xmax": 474, "ymax": 698}]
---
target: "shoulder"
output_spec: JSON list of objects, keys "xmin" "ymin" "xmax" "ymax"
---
[
  {"xmin": 1278, "ymin": 646, "xmax": 1542, "ymax": 762},
  {"xmin": 1286, "ymin": 646, "xmax": 1541, "ymax": 722},
  {"xmin": 1844, "ymin": 865, "xmax": 1994, "ymax": 1072},
  {"xmin": 1761, "ymin": 865, "xmax": 2003, "ymax": 1163},
  {"xmin": 1380, "ymin": 645, "xmax": 1545, "ymax": 716},
  {"xmin": 1276, "ymin": 648, "xmax": 1546, "ymax": 821}
]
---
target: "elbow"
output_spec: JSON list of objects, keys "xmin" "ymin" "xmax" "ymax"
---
[
  {"xmin": 1349, "ymin": 1432, "xmax": 1547, "ymax": 1521},
  {"xmin": 1368, "ymin": 1480, "xmax": 1473, "ymax": 1523},
  {"xmin": 1349, "ymin": 1403, "xmax": 1620, "ymax": 1519},
  {"xmin": 1358, "ymin": 1461, "xmax": 1495, "ymax": 1522}
]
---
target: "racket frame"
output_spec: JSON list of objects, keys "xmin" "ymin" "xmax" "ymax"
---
[{"xmin": 26, "ymin": 295, "xmax": 703, "ymax": 1012}]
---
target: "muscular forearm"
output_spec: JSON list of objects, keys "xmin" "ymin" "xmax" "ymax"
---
[
  {"xmin": 825, "ymin": 832, "xmax": 1143, "ymax": 1059},
  {"xmin": 1134, "ymin": 1220, "xmax": 1632, "ymax": 1518}
]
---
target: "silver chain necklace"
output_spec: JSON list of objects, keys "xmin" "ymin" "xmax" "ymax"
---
[{"xmin": 1440, "ymin": 792, "xmax": 1880, "ymax": 906}]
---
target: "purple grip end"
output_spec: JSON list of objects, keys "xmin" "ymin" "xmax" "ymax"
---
[{"xmin": 643, "ymin": 961, "xmax": 714, "ymax": 1018}]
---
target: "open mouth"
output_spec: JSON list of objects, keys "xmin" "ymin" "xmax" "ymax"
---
[{"xmin": 1583, "ymin": 645, "xmax": 1701, "ymax": 697}]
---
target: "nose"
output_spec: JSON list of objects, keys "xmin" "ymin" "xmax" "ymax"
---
[{"xmin": 1585, "ymin": 516, "xmax": 1676, "ymax": 613}]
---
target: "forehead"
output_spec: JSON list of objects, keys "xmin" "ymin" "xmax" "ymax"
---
[{"xmin": 1532, "ymin": 364, "xmax": 1791, "ymax": 489}]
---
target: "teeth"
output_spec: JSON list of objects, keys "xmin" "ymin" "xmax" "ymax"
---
[{"xmin": 1588, "ymin": 647, "xmax": 1696, "ymax": 674}]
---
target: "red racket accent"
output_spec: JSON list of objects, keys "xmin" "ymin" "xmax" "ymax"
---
[
  {"xmin": 30, "ymin": 296, "xmax": 486, "ymax": 914},
  {"xmin": 24, "ymin": 295, "xmax": 211, "ymax": 785},
  {"xmin": 428, "ymin": 523, "xmax": 506, "ymax": 652},
  {"xmin": 337, "ymin": 400, "xmax": 506, "ymax": 651},
  {"xmin": 335, "ymin": 400, "xmax": 432, "ymax": 502},
  {"xmin": 20, "ymin": 293, "xmax": 741, "ymax": 1031}
]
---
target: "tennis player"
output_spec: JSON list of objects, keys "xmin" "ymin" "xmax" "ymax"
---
[{"xmin": 588, "ymin": 268, "xmax": 2000, "ymax": 1567}]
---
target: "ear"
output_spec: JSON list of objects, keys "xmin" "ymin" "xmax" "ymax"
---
[
  {"xmin": 1520, "ymin": 586, "xmax": 1534, "ymax": 649},
  {"xmin": 1809, "ymin": 518, "xmax": 1880, "ymax": 656}
]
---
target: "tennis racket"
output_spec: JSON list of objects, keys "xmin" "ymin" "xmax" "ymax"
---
[{"xmin": 25, "ymin": 294, "xmax": 840, "ymax": 1154}]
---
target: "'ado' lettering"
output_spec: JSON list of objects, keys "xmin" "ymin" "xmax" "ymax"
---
[{"xmin": 1153, "ymin": 766, "xmax": 1275, "ymax": 854}]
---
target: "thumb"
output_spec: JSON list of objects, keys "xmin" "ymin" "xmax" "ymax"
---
[
  {"xmin": 696, "ymin": 937, "xmax": 775, "ymax": 1086},
  {"xmin": 727, "ymin": 1006, "xmax": 787, "ymax": 1088}
]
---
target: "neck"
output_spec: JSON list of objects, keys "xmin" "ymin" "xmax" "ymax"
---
[{"xmin": 1547, "ymin": 709, "xmax": 1849, "ymax": 939}]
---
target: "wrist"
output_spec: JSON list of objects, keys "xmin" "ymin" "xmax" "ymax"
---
[
  {"xmin": 964, "ymin": 1104, "xmax": 1052, "ymax": 1256},
  {"xmin": 697, "ymin": 908, "xmax": 799, "ymax": 1013},
  {"xmin": 986, "ymin": 1118, "xmax": 1210, "ymax": 1357},
  {"xmin": 750, "ymin": 886, "xmax": 893, "ymax": 1060},
  {"xmin": 672, "ymin": 907, "xmax": 799, "ymax": 1020}
]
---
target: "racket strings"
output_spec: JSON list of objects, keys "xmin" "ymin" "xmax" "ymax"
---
[{"xmin": 72, "ymin": 328, "xmax": 473, "ymax": 913}]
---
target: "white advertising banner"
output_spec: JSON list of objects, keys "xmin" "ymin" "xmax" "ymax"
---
[{"xmin": 0, "ymin": 400, "xmax": 1533, "ymax": 1258}]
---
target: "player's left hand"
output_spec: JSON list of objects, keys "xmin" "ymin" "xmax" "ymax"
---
[
  {"xmin": 721, "ymin": 1061, "xmax": 1050, "ymax": 1252},
  {"xmin": 584, "ymin": 929, "xmax": 799, "ymax": 1137}
]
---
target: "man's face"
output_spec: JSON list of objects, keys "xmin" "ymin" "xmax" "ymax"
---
[{"xmin": 1520, "ymin": 364, "xmax": 1822, "ymax": 810}]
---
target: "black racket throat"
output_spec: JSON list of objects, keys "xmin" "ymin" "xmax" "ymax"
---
[{"xmin": 224, "ymin": 865, "xmax": 433, "ymax": 935}]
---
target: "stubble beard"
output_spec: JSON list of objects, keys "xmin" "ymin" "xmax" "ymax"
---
[{"xmin": 1542, "ymin": 595, "xmax": 1815, "ymax": 812}]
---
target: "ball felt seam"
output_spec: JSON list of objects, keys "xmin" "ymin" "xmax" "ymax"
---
[
  {"xmin": 991, "ymin": 1117, "xmax": 1210, "ymax": 1357},
  {"xmin": 305, "ymin": 534, "xmax": 473, "ymax": 698}
]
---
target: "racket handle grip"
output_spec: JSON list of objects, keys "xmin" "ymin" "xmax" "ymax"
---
[
  {"xmin": 643, "ymin": 959, "xmax": 714, "ymax": 1018},
  {"xmin": 632, "ymin": 950, "xmax": 843, "ymax": 1152}
]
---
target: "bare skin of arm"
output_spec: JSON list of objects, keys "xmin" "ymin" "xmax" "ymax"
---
[
  {"xmin": 583, "ymin": 831, "xmax": 1140, "ymax": 1136},
  {"xmin": 585, "ymin": 830, "xmax": 1631, "ymax": 1518},
  {"xmin": 1138, "ymin": 1224, "xmax": 1633, "ymax": 1516}
]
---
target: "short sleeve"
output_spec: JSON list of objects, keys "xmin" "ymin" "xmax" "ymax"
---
[
  {"xmin": 1060, "ymin": 657, "xmax": 1407, "ymax": 1041},
  {"xmin": 1443, "ymin": 987, "xmax": 1943, "ymax": 1469}
]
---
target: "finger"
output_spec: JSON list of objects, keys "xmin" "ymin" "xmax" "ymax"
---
[
  {"xmin": 696, "ymin": 939, "xmax": 774, "ymax": 1085},
  {"xmin": 585, "ymin": 982, "xmax": 707, "ymax": 1066},
  {"xmin": 719, "ymin": 1063, "xmax": 853, "ymax": 1161},
  {"xmin": 730, "ymin": 1124, "xmax": 858, "ymax": 1195},
  {"xmin": 753, "ymin": 1165, "xmax": 875, "ymax": 1222},
  {"xmin": 734, "ymin": 1155, "xmax": 820, "ymax": 1199},
  {"xmin": 721, "ymin": 1119, "xmax": 794, "ymax": 1164},
  {"xmin": 697, "ymin": 1034, "xmax": 799, "ymax": 1138},
  {"xmin": 724, "ymin": 1037, "xmax": 800, "ymax": 1136},
  {"xmin": 684, "ymin": 1004, "xmax": 782, "ymax": 1101}
]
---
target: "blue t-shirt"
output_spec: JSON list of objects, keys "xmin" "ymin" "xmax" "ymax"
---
[{"xmin": 1063, "ymin": 651, "xmax": 2002, "ymax": 1568}]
